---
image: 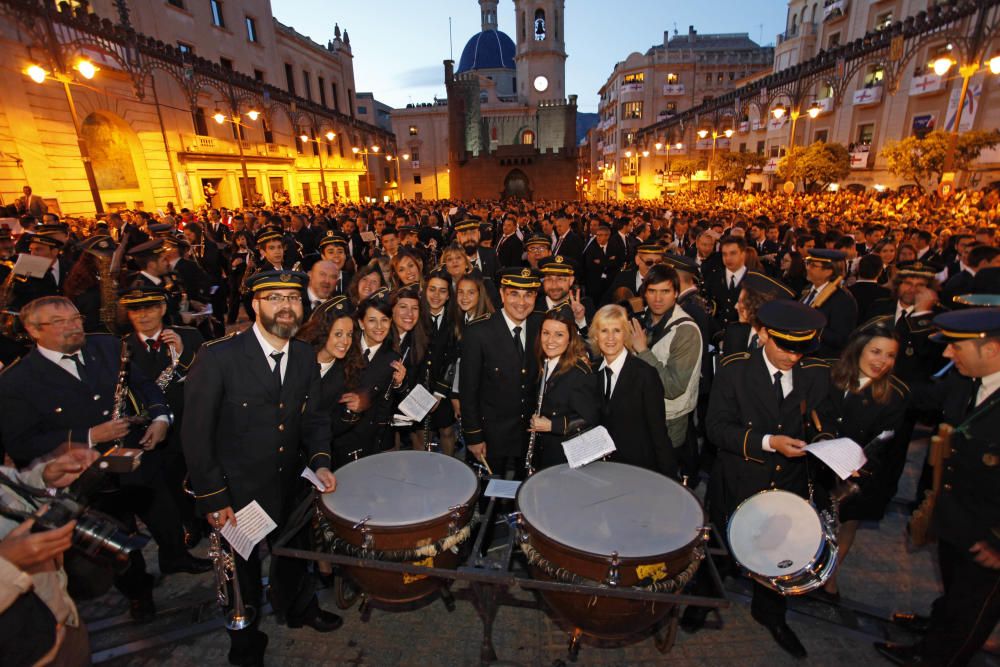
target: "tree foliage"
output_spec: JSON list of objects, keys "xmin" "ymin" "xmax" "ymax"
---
[
  {"xmin": 880, "ymin": 129, "xmax": 1000, "ymax": 193},
  {"xmin": 776, "ymin": 141, "xmax": 851, "ymax": 193},
  {"xmin": 711, "ymin": 152, "xmax": 766, "ymax": 186}
]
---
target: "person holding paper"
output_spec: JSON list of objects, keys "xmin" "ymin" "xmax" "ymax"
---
[
  {"xmin": 813, "ymin": 318, "xmax": 907, "ymax": 604},
  {"xmin": 527, "ymin": 303, "xmax": 601, "ymax": 470},
  {"xmin": 389, "ymin": 284, "xmax": 429, "ymax": 449},
  {"xmin": 421, "ymin": 269, "xmax": 459, "ymax": 455},
  {"xmin": 350, "ymin": 294, "xmax": 406, "ymax": 456},
  {"xmin": 11, "ymin": 232, "xmax": 67, "ymax": 311},
  {"xmin": 690, "ymin": 300, "xmax": 829, "ymax": 659},
  {"xmin": 182, "ymin": 270, "xmax": 340, "ymax": 667}
]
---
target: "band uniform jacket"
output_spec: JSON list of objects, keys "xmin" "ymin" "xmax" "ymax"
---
[
  {"xmin": 848, "ymin": 281, "xmax": 892, "ymax": 324},
  {"xmin": 495, "ymin": 233, "xmax": 524, "ymax": 269},
  {"xmin": 582, "ymin": 241, "xmax": 621, "ymax": 303},
  {"xmin": 601, "ymin": 352, "xmax": 676, "ymax": 476},
  {"xmin": 534, "ymin": 361, "xmax": 602, "ymax": 470},
  {"xmin": 459, "ymin": 311, "xmax": 541, "ymax": 458},
  {"xmin": 329, "ymin": 343, "xmax": 400, "ymax": 465},
  {"xmin": 11, "ymin": 259, "xmax": 70, "ymax": 310},
  {"xmin": 181, "ymin": 330, "xmax": 331, "ymax": 520},
  {"xmin": 704, "ymin": 270, "xmax": 742, "ymax": 326},
  {"xmin": 804, "ymin": 284, "xmax": 858, "ymax": 359},
  {"xmin": 126, "ymin": 326, "xmax": 202, "ymax": 418},
  {"xmin": 552, "ymin": 230, "xmax": 584, "ymax": 272},
  {"xmin": 0, "ymin": 333, "xmax": 170, "ymax": 466},
  {"xmin": 603, "ymin": 268, "xmax": 643, "ymax": 305},
  {"xmin": 815, "ymin": 375, "xmax": 909, "ymax": 522},
  {"xmin": 706, "ymin": 349, "xmax": 830, "ymax": 520}
]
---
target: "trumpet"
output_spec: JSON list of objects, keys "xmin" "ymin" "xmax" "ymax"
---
[{"xmin": 525, "ymin": 359, "xmax": 548, "ymax": 477}]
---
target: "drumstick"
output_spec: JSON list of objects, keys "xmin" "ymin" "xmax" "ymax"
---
[{"xmin": 475, "ymin": 452, "xmax": 493, "ymax": 476}]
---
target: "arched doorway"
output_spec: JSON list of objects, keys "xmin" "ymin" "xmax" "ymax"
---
[
  {"xmin": 503, "ymin": 169, "xmax": 531, "ymax": 199},
  {"xmin": 79, "ymin": 112, "xmax": 155, "ymax": 209}
]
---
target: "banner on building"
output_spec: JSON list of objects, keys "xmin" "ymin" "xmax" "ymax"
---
[
  {"xmin": 911, "ymin": 113, "xmax": 935, "ymax": 138},
  {"xmin": 944, "ymin": 82, "xmax": 981, "ymax": 133}
]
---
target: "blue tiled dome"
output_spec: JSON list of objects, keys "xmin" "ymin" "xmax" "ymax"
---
[{"xmin": 456, "ymin": 29, "xmax": 516, "ymax": 73}]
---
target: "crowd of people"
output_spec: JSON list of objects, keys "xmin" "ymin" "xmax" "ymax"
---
[{"xmin": 0, "ymin": 185, "xmax": 999, "ymax": 666}]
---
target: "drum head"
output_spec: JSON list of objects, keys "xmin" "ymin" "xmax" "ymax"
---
[
  {"xmin": 322, "ymin": 451, "xmax": 478, "ymax": 527},
  {"xmin": 516, "ymin": 463, "xmax": 704, "ymax": 558},
  {"xmin": 727, "ymin": 490, "xmax": 822, "ymax": 577}
]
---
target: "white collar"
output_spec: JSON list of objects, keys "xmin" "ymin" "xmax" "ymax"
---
[
  {"xmin": 168, "ymin": 257, "xmax": 180, "ymax": 270},
  {"xmin": 761, "ymin": 349, "xmax": 793, "ymax": 385},
  {"xmin": 501, "ymin": 309, "xmax": 524, "ymax": 334},
  {"xmin": 361, "ymin": 337, "xmax": 382, "ymax": 358},
  {"xmin": 725, "ymin": 266, "xmax": 747, "ymax": 283},
  {"xmin": 599, "ymin": 349, "xmax": 628, "ymax": 374},
  {"xmin": 37, "ymin": 344, "xmax": 81, "ymax": 365},
  {"xmin": 543, "ymin": 355, "xmax": 560, "ymax": 380},
  {"xmin": 307, "ymin": 288, "xmax": 323, "ymax": 304},
  {"xmin": 978, "ymin": 369, "xmax": 1000, "ymax": 405},
  {"xmin": 252, "ymin": 322, "xmax": 288, "ymax": 357},
  {"xmin": 138, "ymin": 328, "xmax": 163, "ymax": 343},
  {"xmin": 809, "ymin": 281, "xmax": 830, "ymax": 293},
  {"xmin": 140, "ymin": 271, "xmax": 162, "ymax": 286}
]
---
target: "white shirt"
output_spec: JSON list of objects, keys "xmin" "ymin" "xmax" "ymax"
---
[
  {"xmin": 49, "ymin": 258, "xmax": 61, "ymax": 286},
  {"xmin": 542, "ymin": 355, "xmax": 560, "ymax": 382},
  {"xmin": 598, "ymin": 349, "xmax": 628, "ymax": 398},
  {"xmin": 37, "ymin": 345, "xmax": 85, "ymax": 381},
  {"xmin": 307, "ymin": 288, "xmax": 324, "ymax": 309},
  {"xmin": 501, "ymin": 309, "xmax": 526, "ymax": 350},
  {"xmin": 724, "ymin": 266, "xmax": 747, "ymax": 289},
  {"xmin": 319, "ymin": 360, "xmax": 335, "ymax": 378},
  {"xmin": 138, "ymin": 328, "xmax": 163, "ymax": 350},
  {"xmin": 361, "ymin": 338, "xmax": 382, "ymax": 360},
  {"xmin": 761, "ymin": 351, "xmax": 793, "ymax": 453},
  {"xmin": 252, "ymin": 322, "xmax": 288, "ymax": 383},
  {"xmin": 977, "ymin": 369, "xmax": 1000, "ymax": 407},
  {"xmin": 804, "ymin": 281, "xmax": 829, "ymax": 304},
  {"xmin": 140, "ymin": 271, "xmax": 162, "ymax": 286}
]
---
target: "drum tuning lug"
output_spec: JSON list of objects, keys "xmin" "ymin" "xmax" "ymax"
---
[
  {"xmin": 361, "ymin": 526, "xmax": 374, "ymax": 551},
  {"xmin": 606, "ymin": 551, "xmax": 621, "ymax": 587},
  {"xmin": 682, "ymin": 475, "xmax": 689, "ymax": 487},
  {"xmin": 448, "ymin": 504, "xmax": 462, "ymax": 536},
  {"xmin": 352, "ymin": 515, "xmax": 372, "ymax": 531}
]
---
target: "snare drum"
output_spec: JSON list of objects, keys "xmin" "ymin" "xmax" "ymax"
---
[
  {"xmin": 516, "ymin": 463, "xmax": 706, "ymax": 639},
  {"xmin": 727, "ymin": 490, "xmax": 838, "ymax": 595},
  {"xmin": 319, "ymin": 451, "xmax": 479, "ymax": 603}
]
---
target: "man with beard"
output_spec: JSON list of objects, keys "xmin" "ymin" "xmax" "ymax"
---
[
  {"xmin": 537, "ymin": 256, "xmax": 593, "ymax": 333},
  {"xmin": 454, "ymin": 218, "xmax": 498, "ymax": 279},
  {"xmin": 183, "ymin": 270, "xmax": 339, "ymax": 667}
]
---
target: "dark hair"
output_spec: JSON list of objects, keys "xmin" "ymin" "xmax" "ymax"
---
[
  {"xmin": 640, "ymin": 264, "xmax": 680, "ymax": 295},
  {"xmin": 453, "ymin": 273, "xmax": 494, "ymax": 339},
  {"xmin": 719, "ymin": 235, "xmax": 747, "ymax": 252},
  {"xmin": 740, "ymin": 285, "xmax": 779, "ymax": 328},
  {"xmin": 534, "ymin": 308, "xmax": 589, "ymax": 381},
  {"xmin": 857, "ymin": 254, "xmax": 884, "ymax": 280},
  {"xmin": 831, "ymin": 323, "xmax": 900, "ymax": 405},
  {"xmin": 390, "ymin": 285, "xmax": 429, "ymax": 364},
  {"xmin": 390, "ymin": 247, "xmax": 424, "ymax": 288},
  {"xmin": 968, "ymin": 245, "xmax": 1000, "ymax": 269},
  {"xmin": 347, "ymin": 262, "xmax": 385, "ymax": 304},
  {"xmin": 296, "ymin": 311, "xmax": 364, "ymax": 390}
]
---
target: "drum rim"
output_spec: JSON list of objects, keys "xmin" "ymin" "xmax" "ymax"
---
[
  {"xmin": 322, "ymin": 450, "xmax": 479, "ymax": 528},
  {"xmin": 726, "ymin": 489, "xmax": 826, "ymax": 578},
  {"xmin": 516, "ymin": 462, "xmax": 707, "ymax": 561}
]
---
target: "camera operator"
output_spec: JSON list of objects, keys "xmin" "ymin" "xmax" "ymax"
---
[{"xmin": 0, "ymin": 448, "xmax": 99, "ymax": 667}]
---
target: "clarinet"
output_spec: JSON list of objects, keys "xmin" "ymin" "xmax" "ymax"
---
[
  {"xmin": 525, "ymin": 359, "xmax": 549, "ymax": 477},
  {"xmin": 110, "ymin": 339, "xmax": 132, "ymax": 449},
  {"xmin": 422, "ymin": 362, "xmax": 434, "ymax": 451}
]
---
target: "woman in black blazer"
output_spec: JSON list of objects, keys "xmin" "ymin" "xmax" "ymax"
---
[
  {"xmin": 589, "ymin": 304, "xmax": 676, "ymax": 477},
  {"xmin": 527, "ymin": 304, "xmax": 602, "ymax": 470},
  {"xmin": 815, "ymin": 319, "xmax": 908, "ymax": 602}
]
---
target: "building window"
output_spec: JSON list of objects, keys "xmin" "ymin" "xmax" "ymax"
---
[
  {"xmin": 409, "ymin": 125, "xmax": 418, "ymax": 136},
  {"xmin": 344, "ymin": 182, "xmax": 351, "ymax": 199},
  {"xmin": 623, "ymin": 72, "xmax": 644, "ymax": 85},
  {"xmin": 302, "ymin": 72, "xmax": 312, "ymax": 101},
  {"xmin": 295, "ymin": 126, "xmax": 305, "ymax": 154},
  {"xmin": 411, "ymin": 149, "xmax": 420, "ymax": 164},
  {"xmin": 534, "ymin": 9, "xmax": 546, "ymax": 40},
  {"xmin": 863, "ymin": 65, "xmax": 885, "ymax": 88},
  {"xmin": 738, "ymin": 142, "xmax": 747, "ymax": 153},
  {"xmin": 919, "ymin": 44, "xmax": 953, "ymax": 75},
  {"xmin": 756, "ymin": 140, "xmax": 765, "ymax": 155},
  {"xmin": 828, "ymin": 32, "xmax": 841, "ymax": 48},
  {"xmin": 246, "ymin": 16, "xmax": 257, "ymax": 42},
  {"xmin": 874, "ymin": 11, "xmax": 893, "ymax": 31},
  {"xmin": 262, "ymin": 118, "xmax": 273, "ymax": 144},
  {"xmin": 219, "ymin": 57, "xmax": 233, "ymax": 70},
  {"xmin": 253, "ymin": 69, "xmax": 264, "ymax": 82},
  {"xmin": 522, "ymin": 129, "xmax": 535, "ymax": 145},
  {"xmin": 177, "ymin": 41, "xmax": 194, "ymax": 56},
  {"xmin": 348, "ymin": 89, "xmax": 355, "ymax": 118},
  {"xmin": 856, "ymin": 123, "xmax": 875, "ymax": 146},
  {"xmin": 622, "ymin": 101, "xmax": 643, "ymax": 120},
  {"xmin": 666, "ymin": 73, "xmax": 678, "ymax": 85},
  {"xmin": 210, "ymin": 0, "xmax": 224, "ymax": 28},
  {"xmin": 357, "ymin": 105, "xmax": 368, "ymax": 115},
  {"xmin": 302, "ymin": 183, "xmax": 311, "ymax": 203},
  {"xmin": 729, "ymin": 71, "xmax": 736, "ymax": 81},
  {"xmin": 193, "ymin": 107, "xmax": 209, "ymax": 136},
  {"xmin": 814, "ymin": 129, "xmax": 829, "ymax": 143},
  {"xmin": 284, "ymin": 64, "xmax": 295, "ymax": 95},
  {"xmin": 665, "ymin": 102, "xmax": 677, "ymax": 113},
  {"xmin": 331, "ymin": 82, "xmax": 340, "ymax": 112},
  {"xmin": 705, "ymin": 72, "xmax": 712, "ymax": 84},
  {"xmin": 622, "ymin": 131, "xmax": 636, "ymax": 147},
  {"xmin": 413, "ymin": 174, "xmax": 422, "ymax": 184},
  {"xmin": 318, "ymin": 77, "xmax": 327, "ymax": 107},
  {"xmin": 717, "ymin": 72, "xmax": 725, "ymax": 82}
]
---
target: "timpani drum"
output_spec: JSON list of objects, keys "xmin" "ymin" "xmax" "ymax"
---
[
  {"xmin": 727, "ymin": 490, "xmax": 838, "ymax": 595},
  {"xmin": 516, "ymin": 463, "xmax": 707, "ymax": 639},
  {"xmin": 319, "ymin": 451, "xmax": 479, "ymax": 604}
]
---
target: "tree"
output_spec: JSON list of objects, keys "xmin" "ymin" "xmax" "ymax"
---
[
  {"xmin": 670, "ymin": 156, "xmax": 702, "ymax": 190},
  {"xmin": 881, "ymin": 129, "xmax": 1000, "ymax": 194},
  {"xmin": 712, "ymin": 152, "xmax": 766, "ymax": 187},
  {"xmin": 776, "ymin": 141, "xmax": 851, "ymax": 193}
]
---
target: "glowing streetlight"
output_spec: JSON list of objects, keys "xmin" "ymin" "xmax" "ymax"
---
[
  {"xmin": 213, "ymin": 109, "xmax": 226, "ymax": 124},
  {"xmin": 697, "ymin": 129, "xmax": 708, "ymax": 139},
  {"xmin": 989, "ymin": 55, "xmax": 1000, "ymax": 75},
  {"xmin": 325, "ymin": 131, "xmax": 335, "ymax": 141},
  {"xmin": 807, "ymin": 101, "xmax": 822, "ymax": 119},
  {"xmin": 642, "ymin": 150, "xmax": 650, "ymax": 158},
  {"xmin": 402, "ymin": 153, "xmax": 410, "ymax": 160},
  {"xmin": 371, "ymin": 145, "xmax": 380, "ymax": 153},
  {"xmin": 624, "ymin": 150, "xmax": 632, "ymax": 158},
  {"xmin": 246, "ymin": 109, "xmax": 260, "ymax": 121},
  {"xmin": 75, "ymin": 60, "xmax": 97, "ymax": 80},
  {"xmin": 654, "ymin": 142, "xmax": 663, "ymax": 150},
  {"xmin": 352, "ymin": 146, "xmax": 360, "ymax": 154},
  {"xmin": 724, "ymin": 129, "xmax": 734, "ymax": 138},
  {"xmin": 933, "ymin": 56, "xmax": 954, "ymax": 77},
  {"xmin": 675, "ymin": 142, "xmax": 683, "ymax": 150},
  {"xmin": 25, "ymin": 65, "xmax": 48, "ymax": 84}
]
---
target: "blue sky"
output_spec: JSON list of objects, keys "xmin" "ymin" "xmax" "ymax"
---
[{"xmin": 272, "ymin": 1, "xmax": 788, "ymax": 113}]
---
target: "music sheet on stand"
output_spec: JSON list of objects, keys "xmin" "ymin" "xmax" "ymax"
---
[
  {"xmin": 562, "ymin": 426, "xmax": 616, "ymax": 469},
  {"xmin": 805, "ymin": 437, "xmax": 867, "ymax": 480},
  {"xmin": 219, "ymin": 500, "xmax": 277, "ymax": 560}
]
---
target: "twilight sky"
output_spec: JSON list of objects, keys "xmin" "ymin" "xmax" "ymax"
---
[{"xmin": 272, "ymin": 1, "xmax": 788, "ymax": 113}]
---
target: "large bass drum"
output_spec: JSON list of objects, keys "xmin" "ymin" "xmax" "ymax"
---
[
  {"xmin": 318, "ymin": 451, "xmax": 479, "ymax": 604},
  {"xmin": 727, "ymin": 489, "xmax": 838, "ymax": 595},
  {"xmin": 516, "ymin": 462, "xmax": 706, "ymax": 639}
]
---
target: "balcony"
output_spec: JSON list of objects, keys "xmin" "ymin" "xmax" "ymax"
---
[
  {"xmin": 909, "ymin": 73, "xmax": 946, "ymax": 97},
  {"xmin": 183, "ymin": 135, "xmax": 293, "ymax": 159},
  {"xmin": 852, "ymin": 85, "xmax": 883, "ymax": 106},
  {"xmin": 621, "ymin": 83, "xmax": 644, "ymax": 95},
  {"xmin": 777, "ymin": 21, "xmax": 817, "ymax": 45},
  {"xmin": 662, "ymin": 83, "xmax": 685, "ymax": 96},
  {"xmin": 823, "ymin": 0, "xmax": 848, "ymax": 22},
  {"xmin": 849, "ymin": 145, "xmax": 871, "ymax": 169},
  {"xmin": 813, "ymin": 97, "xmax": 834, "ymax": 115},
  {"xmin": 738, "ymin": 121, "xmax": 750, "ymax": 133}
]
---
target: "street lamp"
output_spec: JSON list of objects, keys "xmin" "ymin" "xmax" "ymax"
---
[
  {"xmin": 212, "ymin": 108, "xmax": 260, "ymax": 205},
  {"xmin": 353, "ymin": 145, "xmax": 384, "ymax": 202},
  {"xmin": 771, "ymin": 101, "xmax": 822, "ymax": 151},
  {"xmin": 698, "ymin": 127, "xmax": 733, "ymax": 194},
  {"xmin": 300, "ymin": 130, "xmax": 337, "ymax": 202}
]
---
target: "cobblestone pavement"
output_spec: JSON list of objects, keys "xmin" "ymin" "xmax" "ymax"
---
[{"xmin": 80, "ymin": 431, "xmax": 1000, "ymax": 667}]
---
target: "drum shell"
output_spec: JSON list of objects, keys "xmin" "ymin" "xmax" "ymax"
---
[
  {"xmin": 320, "ymin": 497, "xmax": 476, "ymax": 604},
  {"xmin": 519, "ymin": 493, "xmax": 705, "ymax": 639}
]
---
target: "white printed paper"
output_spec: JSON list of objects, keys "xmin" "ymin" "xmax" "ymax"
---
[
  {"xmin": 398, "ymin": 384, "xmax": 438, "ymax": 422},
  {"xmin": 219, "ymin": 500, "xmax": 277, "ymax": 561},
  {"xmin": 562, "ymin": 426, "xmax": 617, "ymax": 469},
  {"xmin": 300, "ymin": 467, "xmax": 326, "ymax": 492},
  {"xmin": 806, "ymin": 437, "xmax": 867, "ymax": 481},
  {"xmin": 360, "ymin": 231, "xmax": 376, "ymax": 242},
  {"xmin": 13, "ymin": 253, "xmax": 52, "ymax": 278},
  {"xmin": 484, "ymin": 479, "xmax": 521, "ymax": 499}
]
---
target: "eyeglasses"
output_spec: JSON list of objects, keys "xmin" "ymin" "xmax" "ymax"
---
[
  {"xmin": 36, "ymin": 314, "xmax": 84, "ymax": 327},
  {"xmin": 258, "ymin": 294, "xmax": 303, "ymax": 304}
]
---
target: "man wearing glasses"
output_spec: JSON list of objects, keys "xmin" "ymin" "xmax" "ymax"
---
[
  {"xmin": 182, "ymin": 270, "xmax": 339, "ymax": 667},
  {"xmin": 0, "ymin": 295, "xmax": 172, "ymax": 621}
]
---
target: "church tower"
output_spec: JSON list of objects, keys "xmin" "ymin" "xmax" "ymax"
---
[{"xmin": 513, "ymin": 0, "xmax": 567, "ymax": 105}]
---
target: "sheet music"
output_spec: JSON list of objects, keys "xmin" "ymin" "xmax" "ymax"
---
[
  {"xmin": 562, "ymin": 426, "xmax": 617, "ymax": 469},
  {"xmin": 13, "ymin": 253, "xmax": 52, "ymax": 278},
  {"xmin": 360, "ymin": 231, "xmax": 376, "ymax": 242},
  {"xmin": 300, "ymin": 467, "xmax": 326, "ymax": 492},
  {"xmin": 484, "ymin": 479, "xmax": 521, "ymax": 499},
  {"xmin": 219, "ymin": 500, "xmax": 277, "ymax": 560},
  {"xmin": 398, "ymin": 384, "xmax": 438, "ymax": 422},
  {"xmin": 806, "ymin": 437, "xmax": 867, "ymax": 481}
]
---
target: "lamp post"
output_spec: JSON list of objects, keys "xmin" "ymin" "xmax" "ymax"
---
[
  {"xmin": 24, "ymin": 59, "xmax": 104, "ymax": 213},
  {"xmin": 352, "ymin": 145, "xmax": 381, "ymax": 202},
  {"xmin": 213, "ymin": 107, "xmax": 260, "ymax": 206},
  {"xmin": 932, "ymin": 50, "xmax": 1000, "ymax": 177},
  {"xmin": 656, "ymin": 141, "xmax": 684, "ymax": 188},
  {"xmin": 300, "ymin": 130, "xmax": 336, "ymax": 203},
  {"xmin": 698, "ymin": 127, "xmax": 734, "ymax": 194},
  {"xmin": 771, "ymin": 101, "xmax": 822, "ymax": 151}
]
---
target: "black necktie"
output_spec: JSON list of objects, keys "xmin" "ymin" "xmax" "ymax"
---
[
  {"xmin": 604, "ymin": 367, "xmax": 613, "ymax": 404},
  {"xmin": 749, "ymin": 333, "xmax": 759, "ymax": 350},
  {"xmin": 145, "ymin": 338, "xmax": 160, "ymax": 353},
  {"xmin": 513, "ymin": 326, "xmax": 524, "ymax": 360},
  {"xmin": 729, "ymin": 275, "xmax": 736, "ymax": 291},
  {"xmin": 804, "ymin": 288, "xmax": 817, "ymax": 306},
  {"xmin": 773, "ymin": 370, "xmax": 784, "ymax": 406},
  {"xmin": 967, "ymin": 378, "xmax": 983, "ymax": 417},
  {"xmin": 363, "ymin": 348, "xmax": 372, "ymax": 363},
  {"xmin": 432, "ymin": 314, "xmax": 441, "ymax": 331},
  {"xmin": 897, "ymin": 308, "xmax": 910, "ymax": 326},
  {"xmin": 62, "ymin": 353, "xmax": 89, "ymax": 386},
  {"xmin": 270, "ymin": 351, "xmax": 284, "ymax": 390}
]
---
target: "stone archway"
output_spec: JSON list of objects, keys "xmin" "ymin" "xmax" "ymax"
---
[
  {"xmin": 503, "ymin": 168, "xmax": 531, "ymax": 200},
  {"xmin": 79, "ymin": 111, "xmax": 156, "ymax": 209}
]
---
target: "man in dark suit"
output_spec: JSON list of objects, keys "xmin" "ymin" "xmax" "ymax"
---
[
  {"xmin": 454, "ymin": 218, "xmax": 498, "ymax": 280},
  {"xmin": 942, "ymin": 245, "xmax": 1000, "ymax": 307},
  {"xmin": 314, "ymin": 234, "xmax": 353, "ymax": 295},
  {"xmin": 0, "ymin": 295, "xmax": 173, "ymax": 621},
  {"xmin": 183, "ymin": 270, "xmax": 340, "ymax": 667},
  {"xmin": 11, "ymin": 232, "xmax": 69, "ymax": 310},
  {"xmin": 695, "ymin": 300, "xmax": 829, "ymax": 658},
  {"xmin": 460, "ymin": 267, "xmax": 542, "ymax": 478},
  {"xmin": 849, "ymin": 254, "xmax": 892, "ymax": 323},
  {"xmin": 704, "ymin": 235, "xmax": 748, "ymax": 327},
  {"xmin": 128, "ymin": 239, "xmax": 182, "ymax": 326},
  {"xmin": 801, "ymin": 248, "xmax": 857, "ymax": 358},
  {"xmin": 604, "ymin": 243, "xmax": 663, "ymax": 305},
  {"xmin": 206, "ymin": 209, "xmax": 233, "ymax": 245},
  {"xmin": 876, "ymin": 309, "xmax": 1000, "ymax": 666},
  {"xmin": 495, "ymin": 216, "xmax": 524, "ymax": 268},
  {"xmin": 551, "ymin": 211, "xmax": 584, "ymax": 276},
  {"xmin": 582, "ymin": 222, "xmax": 622, "ymax": 303}
]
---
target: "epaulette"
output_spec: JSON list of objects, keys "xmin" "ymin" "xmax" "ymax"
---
[
  {"xmin": 203, "ymin": 332, "xmax": 237, "ymax": 347},
  {"xmin": 467, "ymin": 313, "xmax": 490, "ymax": 325},
  {"xmin": 0, "ymin": 354, "xmax": 23, "ymax": 375},
  {"xmin": 909, "ymin": 313, "xmax": 935, "ymax": 333},
  {"xmin": 799, "ymin": 357, "xmax": 831, "ymax": 369},
  {"xmin": 889, "ymin": 375, "xmax": 910, "ymax": 397},
  {"xmin": 574, "ymin": 360, "xmax": 592, "ymax": 374},
  {"xmin": 720, "ymin": 352, "xmax": 750, "ymax": 366}
]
